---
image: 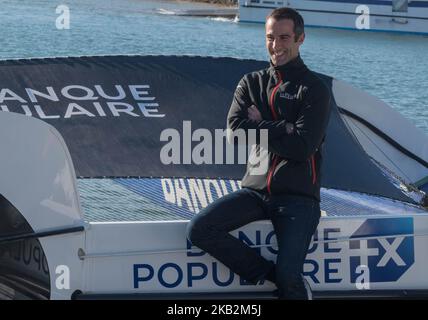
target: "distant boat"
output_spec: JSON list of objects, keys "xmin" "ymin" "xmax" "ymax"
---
[
  {"xmin": 238, "ymin": 0, "xmax": 428, "ymax": 35},
  {"xmin": 156, "ymin": 8, "xmax": 238, "ymax": 18}
]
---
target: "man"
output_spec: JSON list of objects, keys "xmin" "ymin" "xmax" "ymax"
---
[{"xmin": 186, "ymin": 7, "xmax": 331, "ymax": 299}]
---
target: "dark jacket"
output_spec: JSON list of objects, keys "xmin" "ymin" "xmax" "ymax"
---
[{"xmin": 227, "ymin": 56, "xmax": 331, "ymax": 201}]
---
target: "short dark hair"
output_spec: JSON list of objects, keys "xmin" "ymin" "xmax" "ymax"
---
[{"xmin": 266, "ymin": 7, "xmax": 305, "ymax": 41}]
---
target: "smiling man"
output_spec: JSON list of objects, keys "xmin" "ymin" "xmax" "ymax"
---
[
  {"xmin": 266, "ymin": 13, "xmax": 304, "ymax": 67},
  {"xmin": 186, "ymin": 8, "xmax": 331, "ymax": 300}
]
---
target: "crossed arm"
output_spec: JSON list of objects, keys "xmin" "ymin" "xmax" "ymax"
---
[{"xmin": 227, "ymin": 77, "xmax": 331, "ymax": 162}]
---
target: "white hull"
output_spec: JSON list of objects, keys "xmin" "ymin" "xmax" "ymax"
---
[
  {"xmin": 79, "ymin": 212, "xmax": 428, "ymax": 296},
  {"xmin": 239, "ymin": 0, "xmax": 428, "ymax": 35},
  {"xmin": 0, "ymin": 110, "xmax": 426, "ymax": 298}
]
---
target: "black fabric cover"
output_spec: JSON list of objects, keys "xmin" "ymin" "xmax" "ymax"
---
[{"xmin": 0, "ymin": 55, "xmax": 412, "ymax": 203}]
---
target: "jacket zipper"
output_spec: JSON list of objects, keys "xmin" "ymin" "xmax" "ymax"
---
[
  {"xmin": 266, "ymin": 71, "xmax": 283, "ymax": 195},
  {"xmin": 311, "ymin": 155, "xmax": 317, "ymax": 185},
  {"xmin": 266, "ymin": 156, "xmax": 278, "ymax": 194}
]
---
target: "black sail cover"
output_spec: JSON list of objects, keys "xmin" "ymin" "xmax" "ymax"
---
[{"xmin": 0, "ymin": 55, "xmax": 412, "ymax": 203}]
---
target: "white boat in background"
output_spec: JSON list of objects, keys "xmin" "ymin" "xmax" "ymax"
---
[{"xmin": 238, "ymin": 0, "xmax": 428, "ymax": 35}]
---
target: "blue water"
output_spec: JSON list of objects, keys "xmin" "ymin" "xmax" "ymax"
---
[{"xmin": 1, "ymin": 0, "xmax": 427, "ymax": 133}]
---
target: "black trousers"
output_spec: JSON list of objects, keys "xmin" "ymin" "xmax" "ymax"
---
[{"xmin": 186, "ymin": 187, "xmax": 320, "ymax": 299}]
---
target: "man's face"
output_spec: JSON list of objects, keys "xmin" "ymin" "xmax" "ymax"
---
[{"xmin": 265, "ymin": 17, "xmax": 305, "ymax": 66}]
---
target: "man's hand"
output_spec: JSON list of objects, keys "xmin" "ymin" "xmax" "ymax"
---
[{"xmin": 248, "ymin": 105, "xmax": 262, "ymax": 122}]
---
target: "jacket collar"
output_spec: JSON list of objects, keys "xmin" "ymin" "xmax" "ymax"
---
[{"xmin": 269, "ymin": 55, "xmax": 308, "ymax": 81}]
